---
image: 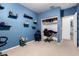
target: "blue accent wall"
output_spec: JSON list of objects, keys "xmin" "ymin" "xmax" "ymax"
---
[
  {"xmin": 61, "ymin": 6, "xmax": 77, "ymax": 17},
  {"xmin": 0, "ymin": 3, "xmax": 37, "ymax": 51},
  {"xmin": 37, "ymin": 7, "xmax": 62, "ymax": 42}
]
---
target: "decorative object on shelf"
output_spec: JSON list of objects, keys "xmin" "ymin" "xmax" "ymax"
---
[
  {"xmin": 23, "ymin": 14, "xmax": 33, "ymax": 19},
  {"xmin": 42, "ymin": 17, "xmax": 58, "ymax": 25},
  {"xmin": 19, "ymin": 36, "xmax": 27, "ymax": 47},
  {"xmin": 0, "ymin": 22, "xmax": 11, "ymax": 30},
  {"xmin": 0, "ymin": 4, "xmax": 4, "ymax": 10},
  {"xmin": 52, "ymin": 17, "xmax": 58, "ymax": 24},
  {"xmin": 24, "ymin": 23, "xmax": 29, "ymax": 27},
  {"xmin": 8, "ymin": 10, "xmax": 18, "ymax": 19},
  {"xmin": 32, "ymin": 26, "xmax": 36, "ymax": 30},
  {"xmin": 33, "ymin": 20, "xmax": 37, "ymax": 24},
  {"xmin": 23, "ymin": 22, "xmax": 29, "ymax": 27}
]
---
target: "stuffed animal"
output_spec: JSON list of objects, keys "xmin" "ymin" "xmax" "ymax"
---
[{"xmin": 19, "ymin": 36, "xmax": 27, "ymax": 47}]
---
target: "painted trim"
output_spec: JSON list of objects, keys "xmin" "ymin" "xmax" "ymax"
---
[
  {"xmin": 62, "ymin": 14, "xmax": 77, "ymax": 47},
  {"xmin": 62, "ymin": 15, "xmax": 74, "ymax": 19},
  {"xmin": 61, "ymin": 15, "xmax": 74, "ymax": 43},
  {"xmin": 1, "ymin": 40, "xmax": 34, "ymax": 53},
  {"xmin": 74, "ymin": 12, "xmax": 77, "ymax": 47},
  {"xmin": 1, "ymin": 45, "xmax": 19, "ymax": 53}
]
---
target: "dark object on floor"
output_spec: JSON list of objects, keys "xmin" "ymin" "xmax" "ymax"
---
[
  {"xmin": 8, "ymin": 11, "xmax": 18, "ymax": 19},
  {"xmin": 34, "ymin": 30, "xmax": 41, "ymax": 42},
  {"xmin": 0, "ymin": 22, "xmax": 11, "ymax": 30},
  {"xmin": 19, "ymin": 36, "xmax": 27, "ymax": 47},
  {"xmin": 24, "ymin": 14, "xmax": 33, "ymax": 19},
  {"xmin": 0, "ymin": 36, "xmax": 8, "ymax": 47},
  {"xmin": 0, "ymin": 52, "xmax": 8, "ymax": 56}
]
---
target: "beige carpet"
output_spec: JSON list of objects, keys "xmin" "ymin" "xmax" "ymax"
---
[{"xmin": 5, "ymin": 40, "xmax": 79, "ymax": 56}]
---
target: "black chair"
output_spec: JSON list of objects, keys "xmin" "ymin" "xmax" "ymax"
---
[
  {"xmin": 34, "ymin": 30, "xmax": 41, "ymax": 42},
  {"xmin": 0, "ymin": 36, "xmax": 8, "ymax": 56},
  {"xmin": 0, "ymin": 36, "xmax": 8, "ymax": 47},
  {"xmin": 43, "ymin": 29, "xmax": 57, "ymax": 42}
]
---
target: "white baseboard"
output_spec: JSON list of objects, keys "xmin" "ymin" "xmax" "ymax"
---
[
  {"xmin": 1, "ymin": 45, "xmax": 19, "ymax": 53},
  {"xmin": 1, "ymin": 40, "xmax": 34, "ymax": 53}
]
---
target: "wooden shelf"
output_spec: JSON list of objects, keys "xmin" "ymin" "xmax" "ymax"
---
[
  {"xmin": 8, "ymin": 11, "xmax": 18, "ymax": 19},
  {"xmin": 0, "ymin": 25, "xmax": 11, "ymax": 30},
  {"xmin": 8, "ymin": 15, "xmax": 18, "ymax": 19},
  {"xmin": 42, "ymin": 17, "xmax": 58, "ymax": 25},
  {"xmin": 23, "ymin": 24, "xmax": 29, "ymax": 27},
  {"xmin": 32, "ymin": 26, "xmax": 36, "ymax": 30},
  {"xmin": 33, "ymin": 22, "xmax": 37, "ymax": 24},
  {"xmin": 0, "ymin": 5, "xmax": 4, "ymax": 10},
  {"xmin": 24, "ymin": 14, "xmax": 33, "ymax": 19}
]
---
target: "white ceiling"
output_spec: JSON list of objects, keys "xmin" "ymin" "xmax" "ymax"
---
[{"xmin": 20, "ymin": 3, "xmax": 77, "ymax": 13}]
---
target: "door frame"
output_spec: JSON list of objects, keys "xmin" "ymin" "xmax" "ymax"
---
[
  {"xmin": 62, "ymin": 15, "xmax": 74, "ymax": 40},
  {"xmin": 62, "ymin": 14, "xmax": 77, "ymax": 47}
]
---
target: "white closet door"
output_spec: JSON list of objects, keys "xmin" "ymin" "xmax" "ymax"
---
[
  {"xmin": 62, "ymin": 16, "xmax": 73, "ymax": 40},
  {"xmin": 73, "ymin": 12, "xmax": 77, "ymax": 47}
]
